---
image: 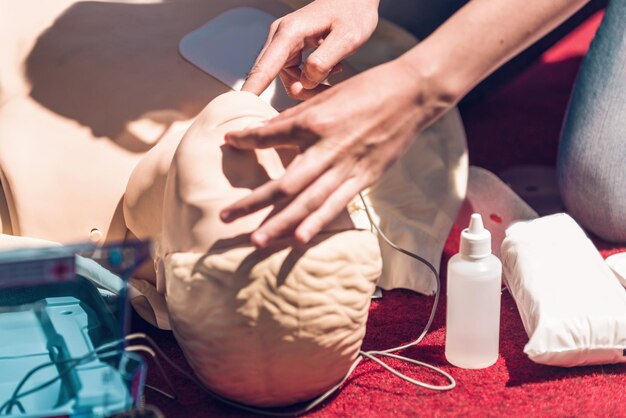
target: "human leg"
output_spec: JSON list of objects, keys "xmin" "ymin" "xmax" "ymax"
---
[{"xmin": 557, "ymin": 0, "xmax": 626, "ymax": 242}]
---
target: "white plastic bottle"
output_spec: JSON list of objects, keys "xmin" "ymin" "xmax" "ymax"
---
[{"xmin": 445, "ymin": 213, "xmax": 502, "ymax": 369}]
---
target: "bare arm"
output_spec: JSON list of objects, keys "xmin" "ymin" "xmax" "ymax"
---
[{"xmin": 400, "ymin": 0, "xmax": 591, "ymax": 103}]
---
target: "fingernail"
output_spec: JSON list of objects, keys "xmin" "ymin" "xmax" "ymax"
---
[
  {"xmin": 221, "ymin": 209, "xmax": 239, "ymax": 222},
  {"xmin": 298, "ymin": 229, "xmax": 311, "ymax": 244},
  {"xmin": 247, "ymin": 120, "xmax": 267, "ymax": 130},
  {"xmin": 252, "ymin": 232, "xmax": 268, "ymax": 248},
  {"xmin": 224, "ymin": 138, "xmax": 242, "ymax": 149},
  {"xmin": 300, "ymin": 73, "xmax": 318, "ymax": 89}
]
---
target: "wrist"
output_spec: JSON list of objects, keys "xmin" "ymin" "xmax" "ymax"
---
[{"xmin": 391, "ymin": 51, "xmax": 459, "ymax": 128}]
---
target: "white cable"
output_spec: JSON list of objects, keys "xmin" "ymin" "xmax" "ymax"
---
[
  {"xmin": 126, "ymin": 345, "xmax": 156, "ymax": 358},
  {"xmin": 357, "ymin": 193, "xmax": 455, "ymax": 390},
  {"xmin": 125, "ymin": 344, "xmax": 178, "ymax": 401},
  {"xmin": 360, "ymin": 352, "xmax": 455, "ymax": 391}
]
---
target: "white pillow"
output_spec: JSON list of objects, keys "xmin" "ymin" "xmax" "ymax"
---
[
  {"xmin": 501, "ymin": 213, "xmax": 626, "ymax": 367},
  {"xmin": 606, "ymin": 252, "xmax": 626, "ymax": 288}
]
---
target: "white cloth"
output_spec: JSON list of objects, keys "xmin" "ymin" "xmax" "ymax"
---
[
  {"xmin": 606, "ymin": 252, "xmax": 626, "ymax": 288},
  {"xmin": 501, "ymin": 213, "xmax": 626, "ymax": 366}
]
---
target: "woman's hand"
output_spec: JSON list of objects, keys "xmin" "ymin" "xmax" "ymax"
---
[
  {"xmin": 221, "ymin": 59, "xmax": 453, "ymax": 247},
  {"xmin": 226, "ymin": 0, "xmax": 592, "ymax": 248},
  {"xmin": 242, "ymin": 0, "xmax": 379, "ymax": 100}
]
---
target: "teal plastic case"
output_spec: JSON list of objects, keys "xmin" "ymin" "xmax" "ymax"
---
[{"xmin": 0, "ymin": 242, "xmax": 150, "ymax": 417}]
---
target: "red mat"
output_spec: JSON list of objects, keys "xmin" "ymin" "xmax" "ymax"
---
[{"xmin": 134, "ymin": 11, "xmax": 626, "ymax": 417}]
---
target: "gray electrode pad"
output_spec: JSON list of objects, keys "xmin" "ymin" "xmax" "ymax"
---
[{"xmin": 179, "ymin": 7, "xmax": 298, "ymax": 111}]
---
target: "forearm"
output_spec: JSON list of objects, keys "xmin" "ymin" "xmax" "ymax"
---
[{"xmin": 397, "ymin": 0, "xmax": 590, "ymax": 104}]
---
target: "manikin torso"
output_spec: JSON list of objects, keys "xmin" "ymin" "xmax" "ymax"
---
[{"xmin": 0, "ymin": 0, "xmax": 292, "ymax": 242}]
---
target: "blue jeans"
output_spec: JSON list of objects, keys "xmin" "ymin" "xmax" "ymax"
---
[{"xmin": 557, "ymin": 0, "xmax": 626, "ymax": 242}]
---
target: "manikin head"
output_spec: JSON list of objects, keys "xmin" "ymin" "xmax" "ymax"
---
[{"xmin": 124, "ymin": 91, "xmax": 382, "ymax": 407}]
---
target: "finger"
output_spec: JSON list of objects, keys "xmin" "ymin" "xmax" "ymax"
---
[
  {"xmin": 254, "ymin": 19, "xmax": 281, "ymax": 67},
  {"xmin": 220, "ymin": 147, "xmax": 334, "ymax": 225},
  {"xmin": 301, "ymin": 29, "xmax": 359, "ymax": 89},
  {"xmin": 224, "ymin": 116, "xmax": 316, "ymax": 150},
  {"xmin": 220, "ymin": 179, "xmax": 284, "ymax": 224},
  {"xmin": 240, "ymin": 22, "xmax": 280, "ymax": 94},
  {"xmin": 251, "ymin": 162, "xmax": 353, "ymax": 247},
  {"xmin": 271, "ymin": 71, "xmax": 335, "ymax": 123},
  {"xmin": 280, "ymin": 65, "xmax": 303, "ymax": 81},
  {"xmin": 283, "ymin": 51, "xmax": 303, "ymax": 69},
  {"xmin": 295, "ymin": 176, "xmax": 364, "ymax": 243},
  {"xmin": 279, "ymin": 67, "xmax": 330, "ymax": 101},
  {"xmin": 329, "ymin": 62, "xmax": 344, "ymax": 75},
  {"xmin": 242, "ymin": 29, "xmax": 301, "ymax": 95}
]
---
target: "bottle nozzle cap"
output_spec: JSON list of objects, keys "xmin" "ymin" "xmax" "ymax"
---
[
  {"xmin": 468, "ymin": 213, "xmax": 484, "ymax": 234},
  {"xmin": 460, "ymin": 213, "xmax": 492, "ymax": 259}
]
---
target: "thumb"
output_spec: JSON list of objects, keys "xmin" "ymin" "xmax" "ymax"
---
[{"xmin": 301, "ymin": 29, "xmax": 359, "ymax": 89}]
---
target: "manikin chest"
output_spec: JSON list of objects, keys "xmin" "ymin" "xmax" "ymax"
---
[{"xmin": 0, "ymin": 0, "xmax": 289, "ymax": 243}]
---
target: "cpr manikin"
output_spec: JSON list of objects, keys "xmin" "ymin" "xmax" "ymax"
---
[
  {"xmin": 123, "ymin": 91, "xmax": 382, "ymax": 406},
  {"xmin": 0, "ymin": 0, "xmax": 382, "ymax": 406},
  {"xmin": 0, "ymin": 0, "xmax": 466, "ymax": 408}
]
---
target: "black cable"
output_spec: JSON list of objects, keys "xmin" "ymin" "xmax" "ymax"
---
[{"xmin": 0, "ymin": 340, "xmax": 125, "ymax": 415}]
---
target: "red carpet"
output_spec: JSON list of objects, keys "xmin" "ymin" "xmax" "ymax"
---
[{"xmin": 134, "ymin": 11, "xmax": 626, "ymax": 417}]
